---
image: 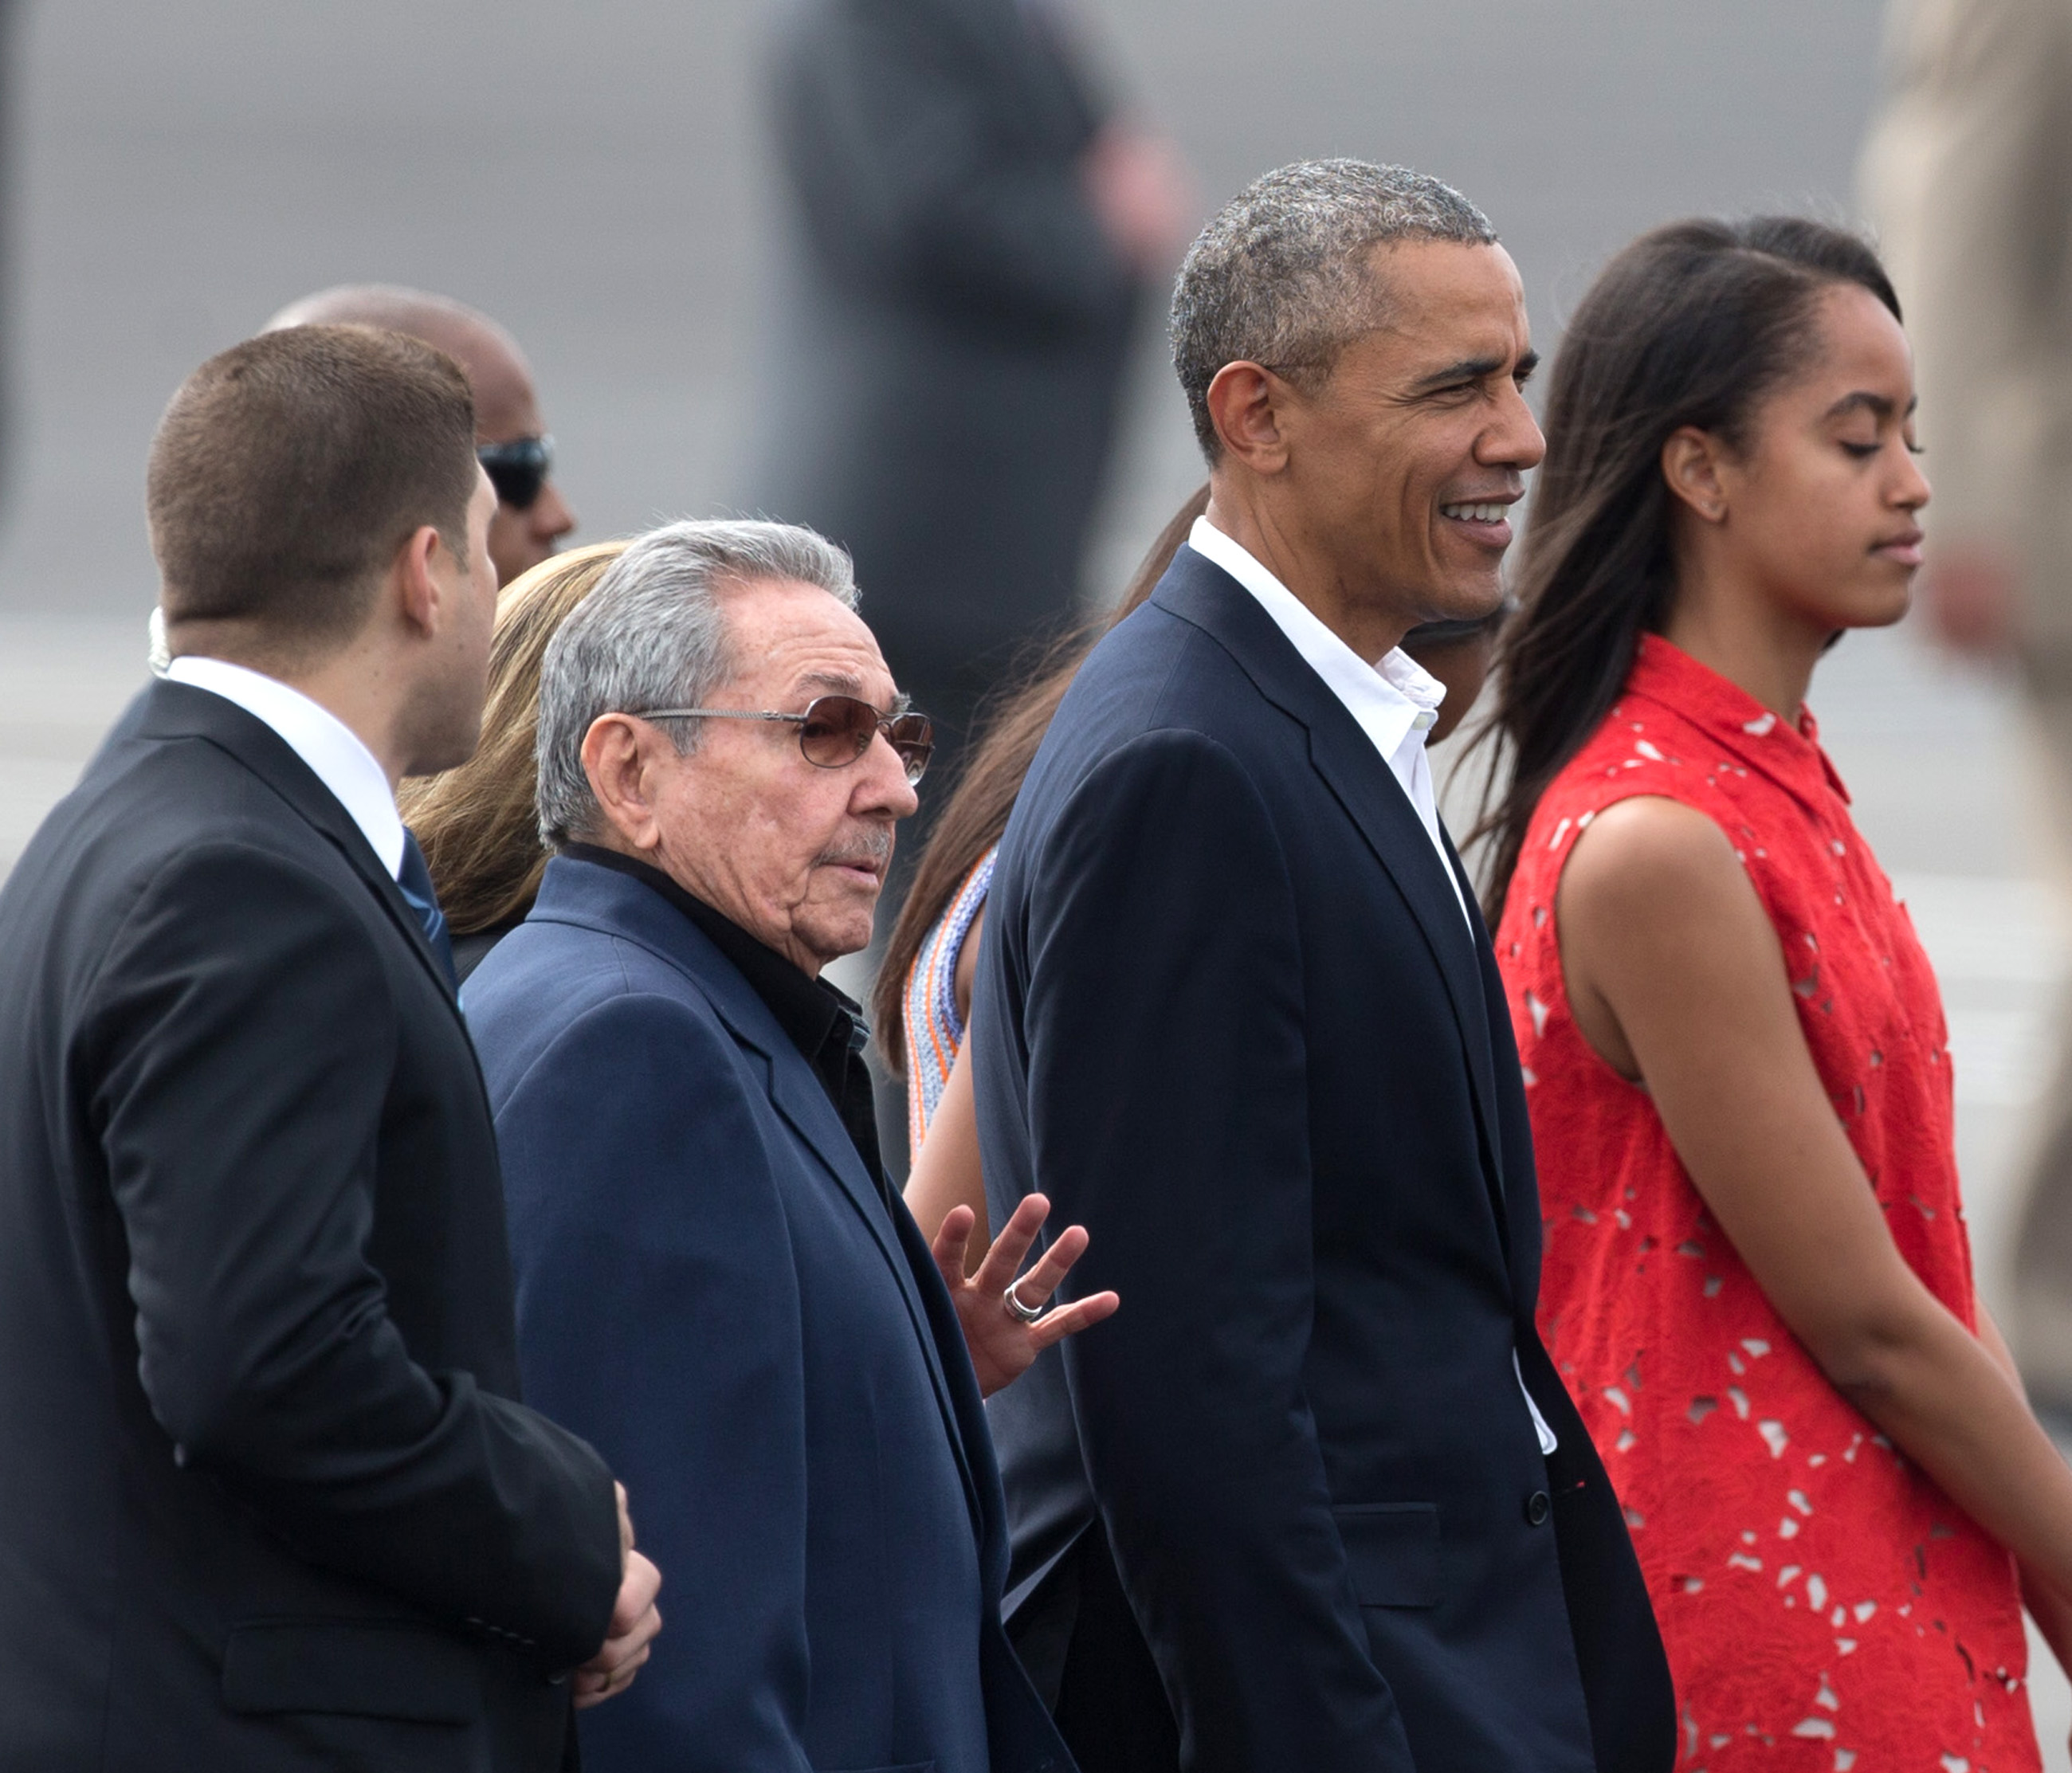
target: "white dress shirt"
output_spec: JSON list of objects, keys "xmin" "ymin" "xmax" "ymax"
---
[
  {"xmin": 1185, "ymin": 517, "xmax": 1557, "ymax": 1455},
  {"xmin": 1187, "ymin": 517, "xmax": 1469, "ymax": 928},
  {"xmin": 166, "ymin": 656, "xmax": 406, "ymax": 881}
]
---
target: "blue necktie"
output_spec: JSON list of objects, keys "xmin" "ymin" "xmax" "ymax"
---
[{"xmin": 397, "ymin": 829, "xmax": 459, "ymax": 990}]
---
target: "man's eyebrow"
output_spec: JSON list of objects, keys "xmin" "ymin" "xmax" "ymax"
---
[
  {"xmin": 798, "ymin": 669, "xmax": 865, "ymax": 698},
  {"xmin": 1410, "ymin": 351, "xmax": 1536, "ymax": 394}
]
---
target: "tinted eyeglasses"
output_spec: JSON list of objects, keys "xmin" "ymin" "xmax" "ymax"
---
[
  {"xmin": 634, "ymin": 696, "xmax": 934, "ymax": 784},
  {"xmin": 477, "ymin": 434, "xmax": 555, "ymax": 510}
]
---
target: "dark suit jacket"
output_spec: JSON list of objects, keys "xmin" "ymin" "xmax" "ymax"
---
[
  {"xmin": 754, "ymin": 0, "xmax": 1139, "ymax": 746},
  {"xmin": 972, "ymin": 548, "xmax": 1677, "ymax": 1773},
  {"xmin": 465, "ymin": 856, "xmax": 1073, "ymax": 1773},
  {"xmin": 0, "ymin": 680, "xmax": 623, "ymax": 1773}
]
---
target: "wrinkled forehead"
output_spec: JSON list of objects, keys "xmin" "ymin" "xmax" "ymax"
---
[{"xmin": 724, "ymin": 579, "xmax": 902, "ymax": 710}]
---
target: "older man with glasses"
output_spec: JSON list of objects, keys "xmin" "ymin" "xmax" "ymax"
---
[{"xmin": 462, "ymin": 517, "xmax": 1115, "ymax": 1773}]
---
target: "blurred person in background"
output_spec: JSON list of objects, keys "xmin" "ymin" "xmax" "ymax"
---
[
  {"xmin": 1860, "ymin": 0, "xmax": 2072, "ymax": 1424},
  {"xmin": 0, "ymin": 325, "xmax": 659, "ymax": 1771},
  {"xmin": 269, "ymin": 284, "xmax": 578, "ymax": 587},
  {"xmin": 970, "ymin": 160, "xmax": 1673, "ymax": 1773},
  {"xmin": 1485, "ymin": 216, "xmax": 2069, "ymax": 1769},
  {"xmin": 882, "ymin": 481, "xmax": 1508, "ymax": 1265},
  {"xmin": 400, "ymin": 540, "xmax": 627, "ymax": 983},
  {"xmin": 465, "ymin": 518, "xmax": 1115, "ymax": 1773},
  {"xmin": 753, "ymin": 0, "xmax": 1191, "ymax": 774}
]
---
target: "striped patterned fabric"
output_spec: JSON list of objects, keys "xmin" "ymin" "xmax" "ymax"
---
[{"xmin": 901, "ymin": 845, "xmax": 997, "ymax": 1153}]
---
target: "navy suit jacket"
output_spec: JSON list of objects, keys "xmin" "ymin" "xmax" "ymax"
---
[
  {"xmin": 972, "ymin": 548, "xmax": 1676, "ymax": 1772},
  {"xmin": 466, "ymin": 856, "xmax": 1073, "ymax": 1773}
]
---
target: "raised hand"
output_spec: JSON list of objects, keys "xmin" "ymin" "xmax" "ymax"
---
[
  {"xmin": 930, "ymin": 1192, "xmax": 1119, "ymax": 1398},
  {"xmin": 571, "ymin": 1482, "xmax": 663, "ymax": 1709}
]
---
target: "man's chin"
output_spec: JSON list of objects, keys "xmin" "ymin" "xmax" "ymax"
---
[
  {"xmin": 799, "ymin": 890, "xmax": 881, "ymax": 965},
  {"xmin": 1419, "ymin": 571, "xmax": 1508, "ymax": 626}
]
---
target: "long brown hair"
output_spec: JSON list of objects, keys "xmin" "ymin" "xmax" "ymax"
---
[
  {"xmin": 873, "ymin": 484, "xmax": 1212, "ymax": 1067},
  {"xmin": 1470, "ymin": 217, "xmax": 1901, "ymax": 926},
  {"xmin": 399, "ymin": 540, "xmax": 628, "ymax": 934}
]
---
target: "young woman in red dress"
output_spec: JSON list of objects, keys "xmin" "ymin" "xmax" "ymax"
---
[{"xmin": 1482, "ymin": 217, "xmax": 2072, "ymax": 1770}]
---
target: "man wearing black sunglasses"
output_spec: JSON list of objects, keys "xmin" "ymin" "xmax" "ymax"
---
[{"xmin": 267, "ymin": 284, "xmax": 577, "ymax": 586}]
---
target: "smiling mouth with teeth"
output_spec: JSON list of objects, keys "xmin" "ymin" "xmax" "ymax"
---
[{"xmin": 1440, "ymin": 502, "xmax": 1511, "ymax": 522}]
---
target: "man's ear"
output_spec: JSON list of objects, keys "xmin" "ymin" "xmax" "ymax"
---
[
  {"xmin": 581, "ymin": 714, "xmax": 665, "ymax": 852},
  {"xmin": 391, "ymin": 524, "xmax": 447, "ymax": 638},
  {"xmin": 1205, "ymin": 361, "xmax": 1294, "ymax": 475},
  {"xmin": 1661, "ymin": 426, "xmax": 1732, "ymax": 524}
]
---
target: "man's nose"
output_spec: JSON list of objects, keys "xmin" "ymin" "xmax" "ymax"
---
[
  {"xmin": 532, "ymin": 481, "xmax": 576, "ymax": 542},
  {"xmin": 857, "ymin": 730, "xmax": 921, "ymax": 821},
  {"xmin": 1481, "ymin": 380, "xmax": 1546, "ymax": 473}
]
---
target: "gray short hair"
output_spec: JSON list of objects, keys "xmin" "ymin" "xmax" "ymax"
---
[
  {"xmin": 1170, "ymin": 159, "xmax": 1497, "ymax": 458},
  {"xmin": 535, "ymin": 517, "xmax": 859, "ymax": 847}
]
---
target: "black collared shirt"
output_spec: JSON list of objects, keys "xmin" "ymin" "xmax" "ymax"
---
[{"xmin": 563, "ymin": 845, "xmax": 893, "ymax": 1203}]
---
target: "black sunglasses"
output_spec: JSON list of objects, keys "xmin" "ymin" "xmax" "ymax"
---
[
  {"xmin": 634, "ymin": 695, "xmax": 935, "ymax": 784},
  {"xmin": 477, "ymin": 434, "xmax": 555, "ymax": 510}
]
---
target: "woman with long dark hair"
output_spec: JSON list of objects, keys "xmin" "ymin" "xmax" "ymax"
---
[{"xmin": 1482, "ymin": 216, "xmax": 2072, "ymax": 1764}]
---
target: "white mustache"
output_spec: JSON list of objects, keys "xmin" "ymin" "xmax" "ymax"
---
[{"xmin": 816, "ymin": 830, "xmax": 893, "ymax": 872}]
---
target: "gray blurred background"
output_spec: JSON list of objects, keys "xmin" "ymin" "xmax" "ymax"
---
[{"xmin": 3, "ymin": 0, "xmax": 2064, "ymax": 1751}]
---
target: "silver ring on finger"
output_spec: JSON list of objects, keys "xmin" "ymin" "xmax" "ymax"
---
[{"xmin": 1003, "ymin": 1277, "xmax": 1046, "ymax": 1324}]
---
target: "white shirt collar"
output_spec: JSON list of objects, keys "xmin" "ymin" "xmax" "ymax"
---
[
  {"xmin": 1185, "ymin": 516, "xmax": 1444, "ymax": 767},
  {"xmin": 1185, "ymin": 515, "xmax": 1470, "ymax": 929},
  {"xmin": 166, "ymin": 656, "xmax": 406, "ymax": 879}
]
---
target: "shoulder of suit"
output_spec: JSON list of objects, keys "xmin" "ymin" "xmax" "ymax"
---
[
  {"xmin": 29, "ymin": 743, "xmax": 373, "ymax": 943},
  {"xmin": 473, "ymin": 916, "xmax": 740, "ymax": 1042},
  {"xmin": 73, "ymin": 720, "xmax": 345, "ymax": 858}
]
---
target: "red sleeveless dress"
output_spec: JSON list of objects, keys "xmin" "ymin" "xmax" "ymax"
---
[{"xmin": 1497, "ymin": 635, "xmax": 2038, "ymax": 1771}]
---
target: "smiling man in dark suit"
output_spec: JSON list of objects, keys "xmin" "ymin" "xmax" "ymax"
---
[
  {"xmin": 0, "ymin": 324, "xmax": 660, "ymax": 1772},
  {"xmin": 972, "ymin": 160, "xmax": 1676, "ymax": 1773}
]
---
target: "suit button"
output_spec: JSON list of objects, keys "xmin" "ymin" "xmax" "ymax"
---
[{"xmin": 1525, "ymin": 1489, "xmax": 1552, "ymax": 1527}]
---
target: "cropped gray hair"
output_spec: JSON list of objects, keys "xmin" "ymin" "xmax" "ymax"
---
[
  {"xmin": 535, "ymin": 517, "xmax": 859, "ymax": 847},
  {"xmin": 1169, "ymin": 159, "xmax": 1497, "ymax": 458}
]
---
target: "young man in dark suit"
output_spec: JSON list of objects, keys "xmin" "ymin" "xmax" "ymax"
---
[
  {"xmin": 0, "ymin": 324, "xmax": 660, "ymax": 1772},
  {"xmin": 973, "ymin": 161, "xmax": 1676, "ymax": 1773}
]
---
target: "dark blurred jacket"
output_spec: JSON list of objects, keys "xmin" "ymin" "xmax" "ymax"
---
[{"xmin": 754, "ymin": 0, "xmax": 1140, "ymax": 750}]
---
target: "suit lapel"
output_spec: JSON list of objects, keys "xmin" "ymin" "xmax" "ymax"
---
[
  {"xmin": 1152, "ymin": 554, "xmax": 1513, "ymax": 1249},
  {"xmin": 716, "ymin": 991, "xmax": 987, "ymax": 1532},
  {"xmin": 546, "ymin": 861, "xmax": 987, "ymax": 1529},
  {"xmin": 135, "ymin": 681, "xmax": 459, "ymax": 1007}
]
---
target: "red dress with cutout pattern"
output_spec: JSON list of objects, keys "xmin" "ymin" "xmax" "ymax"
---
[{"xmin": 1497, "ymin": 635, "xmax": 2038, "ymax": 1771}]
